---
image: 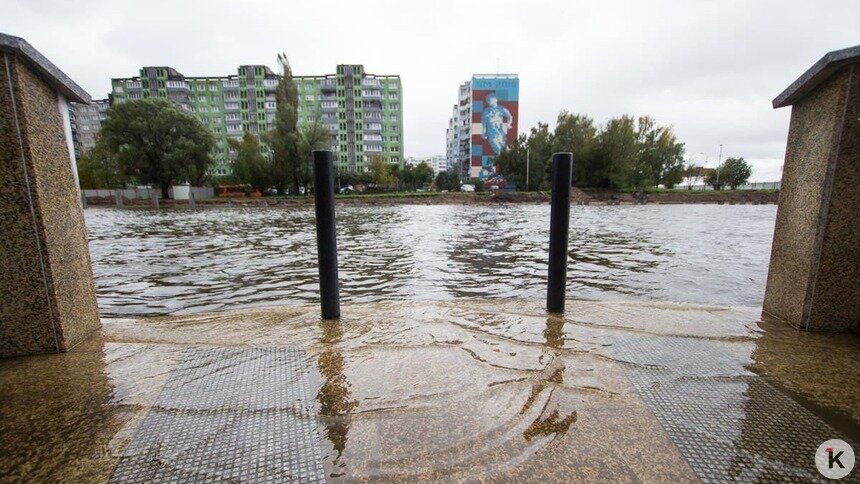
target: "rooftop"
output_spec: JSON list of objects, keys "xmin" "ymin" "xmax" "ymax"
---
[
  {"xmin": 0, "ymin": 32, "xmax": 90, "ymax": 103},
  {"xmin": 773, "ymin": 44, "xmax": 860, "ymax": 108}
]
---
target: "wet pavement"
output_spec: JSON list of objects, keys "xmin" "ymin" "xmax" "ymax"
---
[{"xmin": 0, "ymin": 299, "xmax": 857, "ymax": 482}]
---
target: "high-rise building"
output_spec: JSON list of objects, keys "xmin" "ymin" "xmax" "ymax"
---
[
  {"xmin": 110, "ymin": 65, "xmax": 280, "ymax": 177},
  {"xmin": 295, "ymin": 64, "xmax": 403, "ymax": 173},
  {"xmin": 405, "ymin": 155, "xmax": 447, "ymax": 176},
  {"xmin": 69, "ymin": 98, "xmax": 109, "ymax": 157},
  {"xmin": 104, "ymin": 63, "xmax": 403, "ymax": 177},
  {"xmin": 445, "ymin": 74, "xmax": 519, "ymax": 185}
]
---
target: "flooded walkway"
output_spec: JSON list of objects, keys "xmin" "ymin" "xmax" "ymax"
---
[{"xmin": 1, "ymin": 300, "xmax": 857, "ymax": 482}]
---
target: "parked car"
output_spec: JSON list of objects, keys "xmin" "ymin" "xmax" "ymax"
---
[{"xmin": 460, "ymin": 184, "xmax": 475, "ymax": 192}]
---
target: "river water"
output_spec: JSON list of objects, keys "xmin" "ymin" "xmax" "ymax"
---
[{"xmin": 85, "ymin": 204, "xmax": 777, "ymax": 317}]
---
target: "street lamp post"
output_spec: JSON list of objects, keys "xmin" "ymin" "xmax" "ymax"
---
[
  {"xmin": 526, "ymin": 147, "xmax": 530, "ymax": 191},
  {"xmin": 716, "ymin": 144, "xmax": 723, "ymax": 188}
]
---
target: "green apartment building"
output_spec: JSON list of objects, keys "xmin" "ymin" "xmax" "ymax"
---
[
  {"xmin": 296, "ymin": 64, "xmax": 403, "ymax": 172},
  {"xmin": 109, "ymin": 64, "xmax": 403, "ymax": 177}
]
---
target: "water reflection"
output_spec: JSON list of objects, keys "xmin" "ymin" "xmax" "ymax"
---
[
  {"xmin": 519, "ymin": 316, "xmax": 578, "ymax": 442},
  {"xmin": 0, "ymin": 338, "xmax": 151, "ymax": 483},
  {"xmin": 316, "ymin": 320, "xmax": 357, "ymax": 478},
  {"xmin": 86, "ymin": 204, "xmax": 777, "ymax": 317}
]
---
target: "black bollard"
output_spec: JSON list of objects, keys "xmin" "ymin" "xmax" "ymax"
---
[
  {"xmin": 313, "ymin": 150, "xmax": 341, "ymax": 319},
  {"xmin": 547, "ymin": 152, "xmax": 573, "ymax": 313}
]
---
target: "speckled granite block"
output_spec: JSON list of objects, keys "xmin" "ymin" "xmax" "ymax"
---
[
  {"xmin": 764, "ymin": 60, "xmax": 859, "ymax": 333},
  {"xmin": 0, "ymin": 51, "xmax": 100, "ymax": 357},
  {"xmin": 809, "ymin": 66, "xmax": 860, "ymax": 332}
]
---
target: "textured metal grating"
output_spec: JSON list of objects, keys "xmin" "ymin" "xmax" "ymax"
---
[
  {"xmin": 610, "ymin": 334, "xmax": 853, "ymax": 483},
  {"xmin": 111, "ymin": 347, "xmax": 324, "ymax": 483}
]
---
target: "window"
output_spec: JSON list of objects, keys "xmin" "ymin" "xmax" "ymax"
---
[
  {"xmin": 305, "ymin": 94, "xmax": 315, "ymax": 101},
  {"xmin": 265, "ymin": 101, "xmax": 276, "ymax": 109}
]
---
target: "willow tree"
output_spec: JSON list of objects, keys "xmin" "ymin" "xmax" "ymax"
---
[
  {"xmin": 229, "ymin": 131, "xmax": 271, "ymax": 194},
  {"xmin": 266, "ymin": 53, "xmax": 301, "ymax": 195}
]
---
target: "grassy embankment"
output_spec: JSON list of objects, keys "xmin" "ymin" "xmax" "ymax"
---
[{"xmin": 86, "ymin": 188, "xmax": 779, "ymax": 207}]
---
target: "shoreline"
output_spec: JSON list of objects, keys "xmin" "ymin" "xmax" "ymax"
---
[{"xmin": 84, "ymin": 188, "xmax": 779, "ymax": 208}]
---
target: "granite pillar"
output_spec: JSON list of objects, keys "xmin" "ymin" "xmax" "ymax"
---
[
  {"xmin": 0, "ymin": 34, "xmax": 100, "ymax": 357},
  {"xmin": 763, "ymin": 45, "xmax": 860, "ymax": 333}
]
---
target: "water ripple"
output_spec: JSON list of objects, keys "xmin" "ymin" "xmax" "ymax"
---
[{"xmin": 85, "ymin": 204, "xmax": 777, "ymax": 317}]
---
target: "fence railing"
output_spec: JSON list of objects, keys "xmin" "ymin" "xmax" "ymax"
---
[
  {"xmin": 678, "ymin": 181, "xmax": 781, "ymax": 191},
  {"xmin": 82, "ymin": 186, "xmax": 214, "ymax": 200}
]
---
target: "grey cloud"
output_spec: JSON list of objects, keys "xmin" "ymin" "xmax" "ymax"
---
[{"xmin": 1, "ymin": 0, "xmax": 857, "ymax": 181}]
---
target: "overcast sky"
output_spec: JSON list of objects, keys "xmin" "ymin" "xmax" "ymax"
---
[{"xmin": 3, "ymin": 0, "xmax": 858, "ymax": 180}]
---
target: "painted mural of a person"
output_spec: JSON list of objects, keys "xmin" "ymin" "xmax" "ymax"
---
[{"xmin": 481, "ymin": 93, "xmax": 513, "ymax": 155}]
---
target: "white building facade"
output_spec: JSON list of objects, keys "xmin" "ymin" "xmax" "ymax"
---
[{"xmin": 405, "ymin": 155, "xmax": 448, "ymax": 176}]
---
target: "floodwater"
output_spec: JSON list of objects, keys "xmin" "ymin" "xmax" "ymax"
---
[
  {"xmin": 1, "ymin": 300, "xmax": 857, "ymax": 482},
  {"xmin": 85, "ymin": 204, "xmax": 777, "ymax": 317},
  {"xmin": 2, "ymin": 204, "xmax": 859, "ymax": 482}
]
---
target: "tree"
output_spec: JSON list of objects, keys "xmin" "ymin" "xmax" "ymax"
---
[
  {"xmin": 337, "ymin": 168, "xmax": 372, "ymax": 189},
  {"xmin": 229, "ymin": 132, "xmax": 271, "ymax": 194},
  {"xmin": 719, "ymin": 157, "xmax": 753, "ymax": 189},
  {"xmin": 410, "ymin": 162, "xmax": 434, "ymax": 190},
  {"xmin": 705, "ymin": 167, "xmax": 726, "ymax": 190},
  {"xmin": 682, "ymin": 159, "xmax": 702, "ymax": 190},
  {"xmin": 434, "ymin": 171, "xmax": 460, "ymax": 191},
  {"xmin": 76, "ymin": 154, "xmax": 99, "ymax": 189},
  {"xmin": 95, "ymin": 98, "xmax": 214, "ymax": 199},
  {"xmin": 266, "ymin": 53, "xmax": 301, "ymax": 195},
  {"xmin": 77, "ymin": 140, "xmax": 127, "ymax": 189},
  {"xmin": 368, "ymin": 155, "xmax": 393, "ymax": 188},
  {"xmin": 552, "ymin": 112, "xmax": 596, "ymax": 188},
  {"xmin": 493, "ymin": 134, "xmax": 529, "ymax": 190},
  {"xmin": 639, "ymin": 123, "xmax": 685, "ymax": 189},
  {"xmin": 596, "ymin": 115, "xmax": 638, "ymax": 189},
  {"xmin": 297, "ymin": 121, "xmax": 331, "ymax": 194}
]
